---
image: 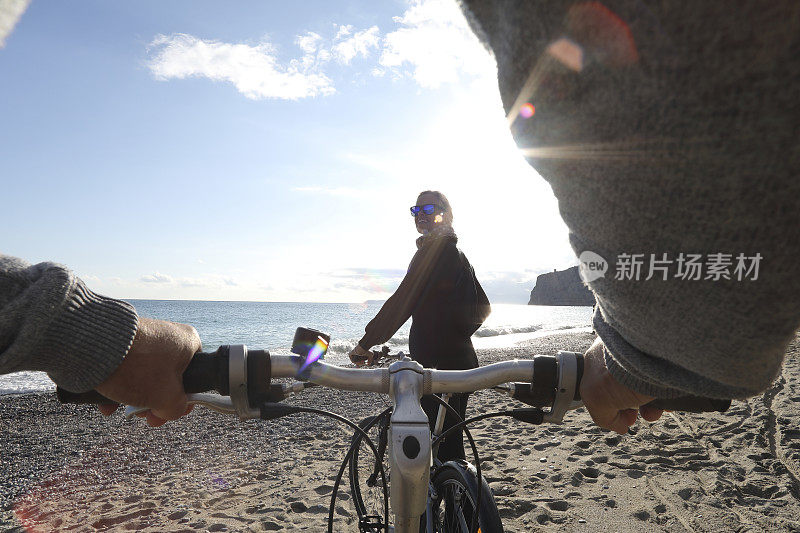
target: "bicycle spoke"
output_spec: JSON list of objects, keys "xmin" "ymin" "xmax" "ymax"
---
[
  {"xmin": 348, "ymin": 410, "xmax": 391, "ymax": 532},
  {"xmin": 434, "ymin": 480, "xmax": 475, "ymax": 532}
]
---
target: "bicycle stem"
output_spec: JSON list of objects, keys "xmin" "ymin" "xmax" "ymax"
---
[{"xmin": 386, "ymin": 358, "xmax": 432, "ymax": 533}]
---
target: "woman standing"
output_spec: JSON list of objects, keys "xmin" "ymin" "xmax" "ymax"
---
[{"xmin": 349, "ymin": 190, "xmax": 490, "ymax": 462}]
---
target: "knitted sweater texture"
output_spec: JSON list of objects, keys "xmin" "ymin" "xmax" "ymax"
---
[{"xmin": 0, "ymin": 254, "xmax": 138, "ymax": 393}]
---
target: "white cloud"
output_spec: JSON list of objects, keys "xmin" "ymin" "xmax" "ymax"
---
[
  {"xmin": 81, "ymin": 274, "xmax": 102, "ymax": 284},
  {"xmin": 296, "ymin": 31, "xmax": 323, "ymax": 55},
  {"xmin": 178, "ymin": 277, "xmax": 207, "ymax": 288},
  {"xmin": 0, "ymin": 0, "xmax": 30, "ymax": 48},
  {"xmin": 178, "ymin": 275, "xmax": 238, "ymax": 288},
  {"xmin": 335, "ymin": 25, "xmax": 353, "ymax": 40},
  {"xmin": 294, "ymin": 31, "xmax": 332, "ymax": 71},
  {"xmin": 146, "ymin": 33, "xmax": 335, "ymax": 100},
  {"xmin": 144, "ymin": 1, "xmax": 492, "ymax": 99},
  {"xmin": 332, "ymin": 25, "xmax": 380, "ymax": 65},
  {"xmin": 293, "ymin": 185, "xmax": 372, "ymax": 198},
  {"xmin": 140, "ymin": 272, "xmax": 174, "ymax": 283},
  {"xmin": 379, "ymin": 0, "xmax": 495, "ymax": 88},
  {"xmin": 478, "ymin": 271, "xmax": 558, "ymax": 304},
  {"xmin": 138, "ymin": 272, "xmax": 239, "ymax": 289},
  {"xmin": 292, "ymin": 24, "xmax": 380, "ymax": 70}
]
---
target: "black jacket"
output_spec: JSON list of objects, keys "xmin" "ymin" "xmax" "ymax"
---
[{"xmin": 359, "ymin": 231, "xmax": 483, "ymax": 370}]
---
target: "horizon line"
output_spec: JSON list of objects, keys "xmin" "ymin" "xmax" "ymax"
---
[{"xmin": 122, "ymin": 297, "xmax": 532, "ymax": 305}]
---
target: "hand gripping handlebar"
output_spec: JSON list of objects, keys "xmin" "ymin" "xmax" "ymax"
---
[
  {"xmin": 56, "ymin": 346, "xmax": 730, "ymax": 533},
  {"xmin": 56, "ymin": 346, "xmax": 730, "ymax": 417}
]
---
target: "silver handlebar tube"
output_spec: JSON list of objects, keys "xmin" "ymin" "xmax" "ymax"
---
[
  {"xmin": 270, "ymin": 355, "xmax": 391, "ymax": 393},
  {"xmin": 268, "ymin": 356, "xmax": 536, "ymax": 393},
  {"xmin": 426, "ymin": 360, "xmax": 535, "ymax": 394}
]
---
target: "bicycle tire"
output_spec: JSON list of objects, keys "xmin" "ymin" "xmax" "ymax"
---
[
  {"xmin": 427, "ymin": 461, "xmax": 504, "ymax": 533},
  {"xmin": 348, "ymin": 409, "xmax": 392, "ymax": 529}
]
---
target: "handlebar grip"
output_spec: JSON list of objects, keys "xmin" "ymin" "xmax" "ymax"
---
[
  {"xmin": 643, "ymin": 396, "xmax": 731, "ymax": 413},
  {"xmin": 182, "ymin": 348, "xmax": 230, "ymax": 394},
  {"xmin": 57, "ymin": 347, "xmax": 231, "ymax": 406},
  {"xmin": 56, "ymin": 387, "xmax": 115, "ymax": 404}
]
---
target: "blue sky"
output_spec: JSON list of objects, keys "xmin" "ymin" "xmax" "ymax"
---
[{"xmin": 0, "ymin": 0, "xmax": 575, "ymax": 303}]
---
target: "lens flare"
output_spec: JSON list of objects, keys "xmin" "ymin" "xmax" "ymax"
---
[
  {"xmin": 434, "ymin": 214, "xmax": 443, "ymax": 223},
  {"xmin": 298, "ymin": 335, "xmax": 329, "ymax": 374},
  {"xmin": 208, "ymin": 470, "xmax": 230, "ymax": 490},
  {"xmin": 520, "ymin": 103, "xmax": 535, "ymax": 118},
  {"xmin": 547, "ymin": 37, "xmax": 584, "ymax": 71}
]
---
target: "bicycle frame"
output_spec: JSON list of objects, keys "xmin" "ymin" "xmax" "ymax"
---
[
  {"xmin": 125, "ymin": 348, "xmax": 583, "ymax": 533},
  {"xmin": 353, "ymin": 393, "xmax": 485, "ymax": 533},
  {"xmin": 431, "ymin": 392, "xmax": 452, "ymax": 461},
  {"xmin": 426, "ymin": 393, "xmax": 452, "ymax": 533}
]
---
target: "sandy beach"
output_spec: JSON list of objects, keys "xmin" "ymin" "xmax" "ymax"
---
[{"xmin": 2, "ymin": 330, "xmax": 799, "ymax": 532}]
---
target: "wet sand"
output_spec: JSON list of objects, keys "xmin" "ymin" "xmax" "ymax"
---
[{"xmin": 2, "ymin": 331, "xmax": 799, "ymax": 532}]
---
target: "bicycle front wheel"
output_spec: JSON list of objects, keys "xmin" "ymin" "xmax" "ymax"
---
[
  {"xmin": 428, "ymin": 461, "xmax": 503, "ymax": 533},
  {"xmin": 348, "ymin": 409, "xmax": 392, "ymax": 530}
]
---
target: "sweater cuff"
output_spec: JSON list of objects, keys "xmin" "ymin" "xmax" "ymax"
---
[
  {"xmin": 593, "ymin": 308, "xmax": 686, "ymax": 399},
  {"xmin": 357, "ymin": 336, "xmax": 372, "ymax": 351},
  {"xmin": 44, "ymin": 281, "xmax": 138, "ymax": 393}
]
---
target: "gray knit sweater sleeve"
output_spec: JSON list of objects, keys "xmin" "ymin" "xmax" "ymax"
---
[
  {"xmin": 462, "ymin": 0, "xmax": 800, "ymax": 399},
  {"xmin": 0, "ymin": 254, "xmax": 139, "ymax": 393}
]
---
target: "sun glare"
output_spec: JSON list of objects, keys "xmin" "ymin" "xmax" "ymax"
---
[
  {"xmin": 399, "ymin": 77, "xmax": 572, "ymax": 275},
  {"xmin": 519, "ymin": 103, "xmax": 535, "ymax": 118}
]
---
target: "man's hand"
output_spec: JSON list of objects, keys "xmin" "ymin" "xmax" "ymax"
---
[
  {"xmin": 348, "ymin": 344, "xmax": 373, "ymax": 366},
  {"xmin": 95, "ymin": 317, "xmax": 201, "ymax": 427},
  {"xmin": 579, "ymin": 337, "xmax": 664, "ymax": 434}
]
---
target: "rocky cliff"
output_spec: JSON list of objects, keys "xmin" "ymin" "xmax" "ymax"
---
[{"xmin": 528, "ymin": 266, "xmax": 596, "ymax": 306}]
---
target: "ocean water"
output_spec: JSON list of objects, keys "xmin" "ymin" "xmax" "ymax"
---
[{"xmin": 0, "ymin": 301, "xmax": 592, "ymax": 395}]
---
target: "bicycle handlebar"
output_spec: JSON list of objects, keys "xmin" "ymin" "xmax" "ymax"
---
[
  {"xmin": 57, "ymin": 344, "xmax": 731, "ymax": 417},
  {"xmin": 56, "ymin": 342, "xmax": 730, "ymax": 533}
]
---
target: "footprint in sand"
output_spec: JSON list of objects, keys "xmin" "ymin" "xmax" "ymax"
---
[
  {"xmin": 260, "ymin": 520, "xmax": 283, "ymax": 531},
  {"xmin": 313, "ymin": 484, "xmax": 333, "ymax": 495},
  {"xmin": 579, "ymin": 466, "xmax": 600, "ymax": 480},
  {"xmin": 547, "ymin": 500, "xmax": 570, "ymax": 511}
]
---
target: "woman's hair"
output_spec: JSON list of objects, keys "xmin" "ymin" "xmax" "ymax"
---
[{"xmin": 417, "ymin": 190, "xmax": 454, "ymax": 226}]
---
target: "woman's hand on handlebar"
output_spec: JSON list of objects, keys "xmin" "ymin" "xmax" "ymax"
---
[
  {"xmin": 579, "ymin": 337, "xmax": 664, "ymax": 434},
  {"xmin": 95, "ymin": 317, "xmax": 201, "ymax": 427},
  {"xmin": 348, "ymin": 344, "xmax": 373, "ymax": 366}
]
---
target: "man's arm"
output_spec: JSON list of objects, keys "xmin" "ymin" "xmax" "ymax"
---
[
  {"xmin": 461, "ymin": 0, "xmax": 800, "ymax": 431},
  {"xmin": 0, "ymin": 254, "xmax": 199, "ymax": 425},
  {"xmin": 96, "ymin": 316, "xmax": 200, "ymax": 426},
  {"xmin": 0, "ymin": 254, "xmax": 138, "ymax": 390}
]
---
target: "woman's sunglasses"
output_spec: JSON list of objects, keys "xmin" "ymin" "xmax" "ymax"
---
[{"xmin": 409, "ymin": 204, "xmax": 442, "ymax": 217}]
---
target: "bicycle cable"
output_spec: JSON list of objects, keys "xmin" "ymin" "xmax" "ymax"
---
[
  {"xmin": 429, "ymin": 394, "xmax": 482, "ymax": 533},
  {"xmin": 429, "ymin": 407, "xmax": 546, "ymax": 533},
  {"xmin": 432, "ymin": 409, "xmax": 546, "ymax": 447},
  {"xmin": 258, "ymin": 403, "xmax": 390, "ymax": 533},
  {"xmin": 336, "ymin": 406, "xmax": 393, "ymax": 533}
]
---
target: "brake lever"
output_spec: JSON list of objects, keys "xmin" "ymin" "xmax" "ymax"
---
[
  {"xmin": 542, "ymin": 350, "xmax": 583, "ymax": 424},
  {"xmin": 123, "ymin": 393, "xmax": 237, "ymax": 420},
  {"xmin": 123, "ymin": 380, "xmax": 317, "ymax": 421}
]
